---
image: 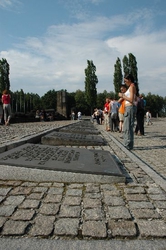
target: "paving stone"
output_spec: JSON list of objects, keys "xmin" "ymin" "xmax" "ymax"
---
[
  {"xmin": 4, "ymin": 195, "xmax": 25, "ymax": 206},
  {"xmin": 83, "ymin": 192, "xmax": 101, "ymax": 199},
  {"xmin": 59, "ymin": 205, "xmax": 81, "ymax": 218},
  {"xmin": 0, "ymin": 205, "xmax": 16, "ymax": 216},
  {"xmin": 124, "ymin": 187, "xmax": 145, "ymax": 194},
  {"xmin": 154, "ymin": 201, "xmax": 166, "ymax": 209},
  {"xmin": 102, "ymin": 190, "xmax": 120, "ymax": 197},
  {"xmin": 63, "ymin": 196, "xmax": 82, "ymax": 206},
  {"xmin": 148, "ymin": 194, "xmax": 166, "ymax": 201},
  {"xmin": 83, "ymin": 198, "xmax": 101, "ymax": 208},
  {"xmin": 108, "ymin": 220, "xmax": 137, "ymax": 237},
  {"xmin": 83, "ymin": 208, "xmax": 103, "ymax": 221},
  {"xmin": 11, "ymin": 209, "xmax": 35, "ymax": 220},
  {"xmin": 39, "ymin": 203, "xmax": 60, "ymax": 215},
  {"xmin": 28, "ymin": 192, "xmax": 45, "ymax": 200},
  {"xmin": 67, "ymin": 184, "xmax": 84, "ymax": 189},
  {"xmin": 0, "ymin": 216, "xmax": 7, "ymax": 228},
  {"xmin": 128, "ymin": 201, "xmax": 154, "ymax": 209},
  {"xmin": 6, "ymin": 181, "xmax": 22, "ymax": 186},
  {"xmin": 82, "ymin": 221, "xmax": 107, "ymax": 238},
  {"xmin": 85, "ymin": 184, "xmax": 100, "ymax": 193},
  {"xmin": 38, "ymin": 182, "xmax": 53, "ymax": 187},
  {"xmin": 52, "ymin": 182, "xmax": 64, "ymax": 187},
  {"xmin": 29, "ymin": 214, "xmax": 55, "ymax": 236},
  {"xmin": 125, "ymin": 194, "xmax": 148, "ymax": 201},
  {"xmin": 107, "ymin": 206, "xmax": 132, "ymax": 220},
  {"xmin": 0, "ymin": 196, "xmax": 5, "ymax": 203},
  {"xmin": 2, "ymin": 220, "xmax": 29, "ymax": 235},
  {"xmin": 147, "ymin": 187, "xmax": 164, "ymax": 194},
  {"xmin": 159, "ymin": 209, "xmax": 166, "ymax": 219},
  {"xmin": 65, "ymin": 189, "xmax": 82, "ymax": 196},
  {"xmin": 10, "ymin": 186, "xmax": 32, "ymax": 195},
  {"xmin": 131, "ymin": 209, "xmax": 161, "ymax": 219},
  {"xmin": 48, "ymin": 187, "xmax": 64, "ymax": 195},
  {"xmin": 101, "ymin": 184, "xmax": 118, "ymax": 191},
  {"xmin": 21, "ymin": 182, "xmax": 38, "ymax": 187},
  {"xmin": 32, "ymin": 187, "xmax": 48, "ymax": 193},
  {"xmin": 137, "ymin": 220, "xmax": 166, "ymax": 237},
  {"xmin": 43, "ymin": 194, "xmax": 62, "ymax": 203},
  {"xmin": 0, "ymin": 187, "xmax": 12, "ymax": 196},
  {"xmin": 19, "ymin": 199, "xmax": 40, "ymax": 209},
  {"xmin": 103, "ymin": 196, "xmax": 125, "ymax": 206},
  {"xmin": 54, "ymin": 218, "xmax": 79, "ymax": 236}
]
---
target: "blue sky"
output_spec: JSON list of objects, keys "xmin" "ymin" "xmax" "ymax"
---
[{"xmin": 0, "ymin": 0, "xmax": 166, "ymax": 97}]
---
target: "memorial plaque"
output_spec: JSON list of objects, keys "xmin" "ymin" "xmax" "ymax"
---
[
  {"xmin": 58, "ymin": 126, "xmax": 100, "ymax": 135},
  {"xmin": 41, "ymin": 132, "xmax": 106, "ymax": 146},
  {"xmin": 0, "ymin": 144, "xmax": 125, "ymax": 178}
]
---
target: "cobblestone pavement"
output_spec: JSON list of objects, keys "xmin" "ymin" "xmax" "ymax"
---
[{"xmin": 0, "ymin": 118, "xmax": 166, "ymax": 246}]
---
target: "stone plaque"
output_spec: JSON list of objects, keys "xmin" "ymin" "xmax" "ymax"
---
[
  {"xmin": 58, "ymin": 126, "xmax": 100, "ymax": 135},
  {"xmin": 0, "ymin": 144, "xmax": 124, "ymax": 177},
  {"xmin": 41, "ymin": 132, "xmax": 106, "ymax": 146}
]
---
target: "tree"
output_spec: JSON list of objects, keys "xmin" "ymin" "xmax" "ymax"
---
[
  {"xmin": 128, "ymin": 53, "xmax": 138, "ymax": 84},
  {"xmin": 122, "ymin": 55, "xmax": 129, "ymax": 76},
  {"xmin": 122, "ymin": 53, "xmax": 139, "ymax": 94},
  {"xmin": 145, "ymin": 93, "xmax": 165, "ymax": 117},
  {"xmin": 41, "ymin": 89, "xmax": 57, "ymax": 109},
  {"xmin": 113, "ymin": 57, "xmax": 123, "ymax": 95},
  {"xmin": 0, "ymin": 58, "xmax": 10, "ymax": 93},
  {"xmin": 84, "ymin": 60, "xmax": 98, "ymax": 114},
  {"xmin": 74, "ymin": 90, "xmax": 88, "ymax": 114}
]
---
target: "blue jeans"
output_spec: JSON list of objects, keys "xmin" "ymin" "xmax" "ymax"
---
[{"xmin": 123, "ymin": 106, "xmax": 134, "ymax": 149}]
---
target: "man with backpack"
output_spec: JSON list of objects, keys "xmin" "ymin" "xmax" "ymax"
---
[{"xmin": 135, "ymin": 94, "xmax": 145, "ymax": 136}]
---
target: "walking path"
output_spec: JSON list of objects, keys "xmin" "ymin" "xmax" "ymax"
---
[{"xmin": 0, "ymin": 118, "xmax": 166, "ymax": 250}]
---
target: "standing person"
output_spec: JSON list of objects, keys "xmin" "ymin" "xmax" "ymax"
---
[
  {"xmin": 135, "ymin": 94, "xmax": 145, "ymax": 135},
  {"xmin": 118, "ymin": 74, "xmax": 136, "ymax": 150},
  {"xmin": 0, "ymin": 93, "xmax": 3, "ymax": 125},
  {"xmin": 146, "ymin": 110, "xmax": 152, "ymax": 125},
  {"xmin": 2, "ymin": 89, "xmax": 11, "ymax": 126},
  {"xmin": 118, "ymin": 85, "xmax": 127, "ymax": 133},
  {"xmin": 103, "ymin": 98, "xmax": 110, "ymax": 131},
  {"xmin": 109, "ymin": 98, "xmax": 119, "ymax": 132},
  {"xmin": 77, "ymin": 111, "xmax": 82, "ymax": 120},
  {"xmin": 71, "ymin": 111, "xmax": 75, "ymax": 120}
]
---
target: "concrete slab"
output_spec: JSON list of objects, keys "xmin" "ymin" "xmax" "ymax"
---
[
  {"xmin": 41, "ymin": 131, "xmax": 106, "ymax": 146},
  {"xmin": 58, "ymin": 126, "xmax": 100, "ymax": 135},
  {"xmin": 0, "ymin": 144, "xmax": 125, "ymax": 180}
]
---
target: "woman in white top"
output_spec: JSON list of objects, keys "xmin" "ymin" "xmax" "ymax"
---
[{"xmin": 118, "ymin": 74, "xmax": 136, "ymax": 150}]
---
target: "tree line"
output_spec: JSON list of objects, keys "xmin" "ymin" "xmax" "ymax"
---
[{"xmin": 0, "ymin": 57, "xmax": 166, "ymax": 117}]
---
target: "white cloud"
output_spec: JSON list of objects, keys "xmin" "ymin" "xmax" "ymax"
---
[
  {"xmin": 0, "ymin": 0, "xmax": 21, "ymax": 10},
  {"xmin": 0, "ymin": 8, "xmax": 166, "ymax": 97}
]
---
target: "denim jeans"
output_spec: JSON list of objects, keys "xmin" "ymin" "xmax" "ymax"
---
[{"xmin": 123, "ymin": 106, "xmax": 134, "ymax": 149}]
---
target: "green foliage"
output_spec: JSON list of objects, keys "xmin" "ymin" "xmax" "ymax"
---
[
  {"xmin": 10, "ymin": 90, "xmax": 41, "ymax": 113},
  {"xmin": 75, "ymin": 90, "xmax": 88, "ymax": 112},
  {"xmin": 41, "ymin": 89, "xmax": 57, "ymax": 109},
  {"xmin": 128, "ymin": 53, "xmax": 138, "ymax": 84},
  {"xmin": 122, "ymin": 55, "xmax": 129, "ymax": 76},
  {"xmin": 145, "ymin": 93, "xmax": 165, "ymax": 117},
  {"xmin": 113, "ymin": 57, "xmax": 123, "ymax": 94},
  {"xmin": 0, "ymin": 58, "xmax": 10, "ymax": 93},
  {"xmin": 84, "ymin": 60, "xmax": 98, "ymax": 114}
]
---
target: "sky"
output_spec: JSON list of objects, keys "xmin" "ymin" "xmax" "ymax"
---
[{"xmin": 0, "ymin": 0, "xmax": 166, "ymax": 97}]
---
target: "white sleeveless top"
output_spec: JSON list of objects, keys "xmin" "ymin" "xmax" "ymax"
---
[{"xmin": 125, "ymin": 87, "xmax": 135, "ymax": 105}]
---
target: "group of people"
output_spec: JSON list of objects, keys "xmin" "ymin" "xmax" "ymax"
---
[
  {"xmin": 35, "ymin": 109, "xmax": 54, "ymax": 121},
  {"xmin": 0, "ymin": 89, "xmax": 11, "ymax": 126},
  {"xmin": 93, "ymin": 74, "xmax": 150, "ymax": 151},
  {"xmin": 71, "ymin": 111, "xmax": 82, "ymax": 120}
]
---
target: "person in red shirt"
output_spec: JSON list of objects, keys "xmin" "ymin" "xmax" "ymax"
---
[
  {"xmin": 2, "ymin": 89, "xmax": 11, "ymax": 126},
  {"xmin": 103, "ymin": 98, "xmax": 110, "ymax": 131}
]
